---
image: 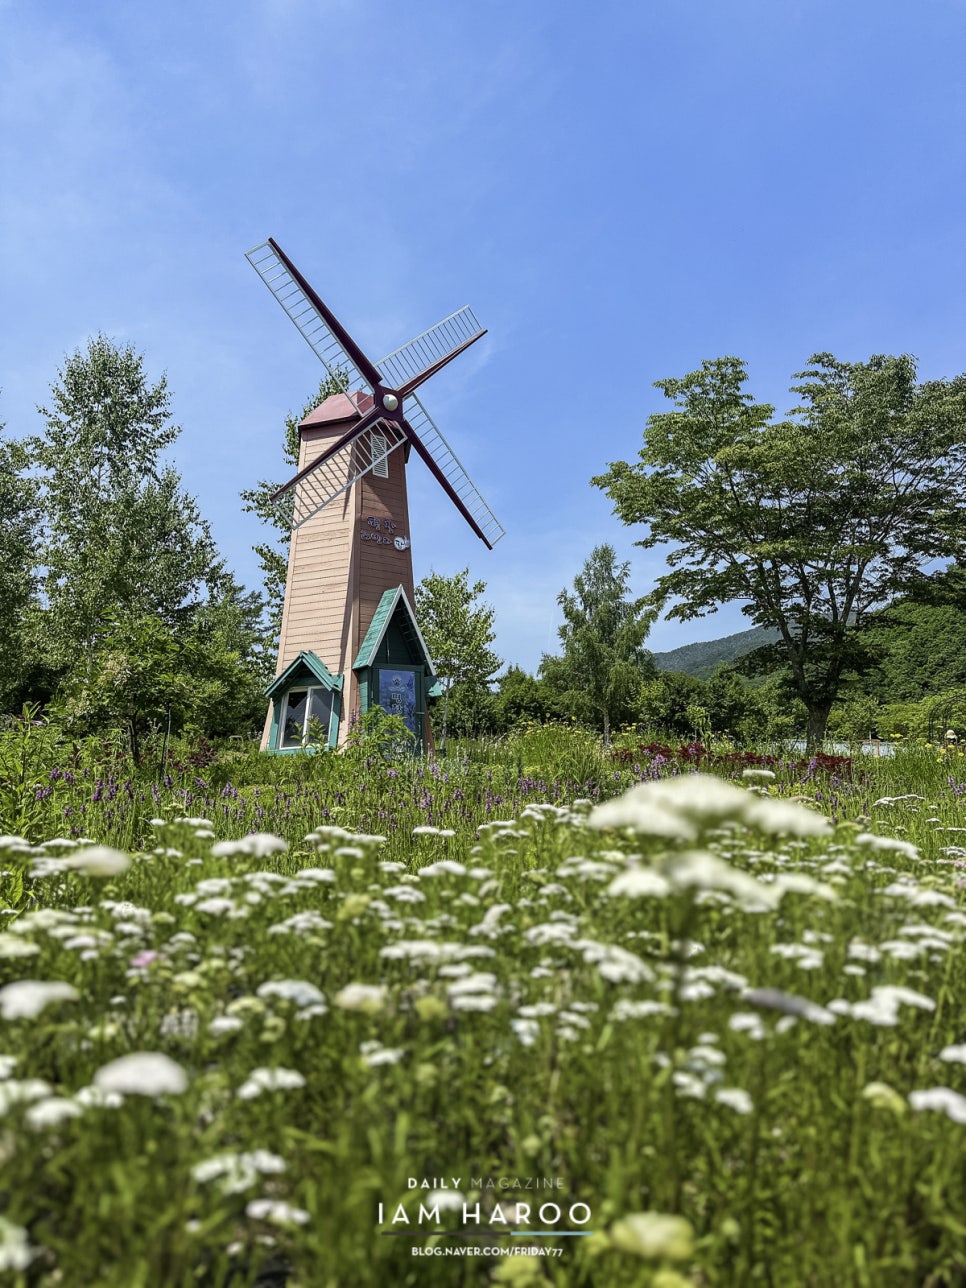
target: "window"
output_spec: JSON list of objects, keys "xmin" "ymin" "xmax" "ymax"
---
[
  {"xmin": 279, "ymin": 686, "xmax": 335, "ymax": 749},
  {"xmin": 371, "ymin": 430, "xmax": 388, "ymax": 478}
]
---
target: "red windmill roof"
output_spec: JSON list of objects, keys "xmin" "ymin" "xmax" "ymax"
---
[{"xmin": 299, "ymin": 389, "xmax": 374, "ymax": 430}]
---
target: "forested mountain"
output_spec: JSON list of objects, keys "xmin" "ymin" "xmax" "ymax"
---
[
  {"xmin": 649, "ymin": 577, "xmax": 966, "ymax": 705},
  {"xmin": 650, "ymin": 626, "xmax": 779, "ymax": 679}
]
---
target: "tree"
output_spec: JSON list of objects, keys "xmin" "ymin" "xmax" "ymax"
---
[
  {"xmin": 30, "ymin": 336, "xmax": 221, "ymax": 677},
  {"xmin": 541, "ymin": 543, "xmax": 655, "ymax": 742},
  {"xmin": 241, "ymin": 374, "xmax": 348, "ymax": 654},
  {"xmin": 414, "ymin": 568, "xmax": 502, "ymax": 747},
  {"xmin": 594, "ymin": 354, "xmax": 966, "ymax": 749},
  {"xmin": 639, "ymin": 671, "xmax": 706, "ymax": 738},
  {"xmin": 56, "ymin": 572, "xmax": 266, "ymax": 757},
  {"xmin": 0, "ymin": 419, "xmax": 39, "ymax": 708},
  {"xmin": 494, "ymin": 666, "xmax": 556, "ymax": 730},
  {"xmin": 29, "ymin": 336, "xmax": 265, "ymax": 746}
]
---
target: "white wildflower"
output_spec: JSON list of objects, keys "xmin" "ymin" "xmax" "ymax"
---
[
  {"xmin": 426, "ymin": 1189, "xmax": 465, "ymax": 1210},
  {"xmin": 511, "ymin": 1018, "xmax": 540, "ymax": 1046},
  {"xmin": 0, "ymin": 1217, "xmax": 34, "ymax": 1272},
  {"xmin": 612, "ymin": 999, "xmax": 676, "ymax": 1021},
  {"xmin": 666, "ymin": 850, "xmax": 776, "ymax": 907},
  {"xmin": 447, "ymin": 972, "xmax": 498, "ymax": 997},
  {"xmin": 194, "ymin": 897, "xmax": 235, "ymax": 916},
  {"xmin": 857, "ymin": 833, "xmax": 921, "ymax": 860},
  {"xmin": 192, "ymin": 1149, "xmax": 286, "ymax": 1194},
  {"xmin": 0, "ymin": 1078, "xmax": 52, "ymax": 1113},
  {"xmin": 25, "ymin": 1096, "xmax": 83, "ymax": 1129},
  {"xmin": 0, "ymin": 979, "xmax": 78, "ymax": 1020},
  {"xmin": 607, "ymin": 867, "xmax": 672, "ymax": 899},
  {"xmin": 236, "ymin": 1066, "xmax": 306, "ymax": 1099},
  {"xmin": 590, "ymin": 774, "xmax": 829, "ymax": 841},
  {"xmin": 74, "ymin": 1084, "xmax": 123, "ymax": 1109},
  {"xmin": 845, "ymin": 985, "xmax": 936, "ymax": 1027},
  {"xmin": 577, "ymin": 939, "xmax": 654, "ymax": 984},
  {"xmin": 360, "ymin": 1041, "xmax": 404, "ymax": 1067},
  {"xmin": 64, "ymin": 846, "xmax": 131, "ymax": 877},
  {"xmin": 742, "ymin": 794, "xmax": 830, "ymax": 837},
  {"xmin": 246, "ymin": 1198, "xmax": 310, "ymax": 1226},
  {"xmin": 257, "ymin": 980, "xmax": 325, "ymax": 1009},
  {"xmin": 211, "ymin": 833, "xmax": 287, "ymax": 859},
  {"xmin": 715, "ymin": 1087, "xmax": 753, "ymax": 1114},
  {"xmin": 333, "ymin": 983, "xmax": 387, "ymax": 1015},
  {"xmin": 210, "ymin": 1015, "xmax": 245, "ymax": 1036},
  {"xmin": 848, "ymin": 941, "xmax": 881, "ymax": 963},
  {"xmin": 728, "ymin": 1013, "xmax": 766, "ymax": 1039},
  {"xmin": 0, "ymin": 934, "xmax": 39, "ymax": 959},
  {"xmin": 770, "ymin": 873, "xmax": 837, "ymax": 902},
  {"xmin": 939, "ymin": 1044, "xmax": 966, "ymax": 1064},
  {"xmin": 94, "ymin": 1052, "xmax": 188, "ymax": 1096},
  {"xmin": 909, "ymin": 1086, "xmax": 966, "ymax": 1123}
]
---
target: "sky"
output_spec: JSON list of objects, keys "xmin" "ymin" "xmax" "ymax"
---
[{"xmin": 3, "ymin": 0, "xmax": 966, "ymax": 672}]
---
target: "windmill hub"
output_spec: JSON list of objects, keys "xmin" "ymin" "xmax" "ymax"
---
[{"xmin": 382, "ymin": 393, "xmax": 399, "ymax": 411}]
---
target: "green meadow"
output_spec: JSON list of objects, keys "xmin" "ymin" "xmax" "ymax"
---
[{"xmin": 2, "ymin": 723, "xmax": 966, "ymax": 1285}]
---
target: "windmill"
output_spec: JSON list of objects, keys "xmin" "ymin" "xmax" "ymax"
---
[{"xmin": 246, "ymin": 238, "xmax": 504, "ymax": 754}]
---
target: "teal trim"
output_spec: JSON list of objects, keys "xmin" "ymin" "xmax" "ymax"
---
[
  {"xmin": 354, "ymin": 589, "xmax": 399, "ymax": 669},
  {"xmin": 265, "ymin": 651, "xmax": 343, "ymax": 700},
  {"xmin": 327, "ymin": 689, "xmax": 342, "ymax": 747},
  {"xmin": 353, "ymin": 587, "xmax": 434, "ymax": 672}
]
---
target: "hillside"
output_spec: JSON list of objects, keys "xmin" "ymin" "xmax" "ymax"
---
[{"xmin": 650, "ymin": 625, "xmax": 780, "ymax": 679}]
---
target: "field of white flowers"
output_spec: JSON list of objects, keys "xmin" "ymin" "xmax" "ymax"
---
[{"xmin": 3, "ymin": 742, "xmax": 966, "ymax": 1286}]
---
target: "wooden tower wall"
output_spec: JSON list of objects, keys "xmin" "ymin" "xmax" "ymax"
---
[{"xmin": 261, "ymin": 412, "xmax": 416, "ymax": 749}]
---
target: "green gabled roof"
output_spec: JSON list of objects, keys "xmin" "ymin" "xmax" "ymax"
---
[
  {"xmin": 264, "ymin": 651, "xmax": 343, "ymax": 700},
  {"xmin": 353, "ymin": 586, "xmax": 435, "ymax": 672}
]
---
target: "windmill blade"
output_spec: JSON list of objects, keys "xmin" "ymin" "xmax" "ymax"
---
[
  {"xmin": 284, "ymin": 416, "xmax": 409, "ymax": 530},
  {"xmin": 246, "ymin": 239, "xmax": 382, "ymax": 392},
  {"xmin": 378, "ymin": 307, "xmax": 487, "ymax": 396},
  {"xmin": 272, "ymin": 404, "xmax": 383, "ymax": 501},
  {"xmin": 403, "ymin": 394, "xmax": 505, "ymax": 549}
]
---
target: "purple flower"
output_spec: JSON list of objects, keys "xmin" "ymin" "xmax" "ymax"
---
[{"xmin": 130, "ymin": 950, "xmax": 164, "ymax": 969}]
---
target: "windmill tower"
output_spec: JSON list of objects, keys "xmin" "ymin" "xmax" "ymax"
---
[{"xmin": 246, "ymin": 239, "xmax": 504, "ymax": 754}]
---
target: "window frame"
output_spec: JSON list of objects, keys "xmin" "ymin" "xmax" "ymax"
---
[{"xmin": 277, "ymin": 684, "xmax": 338, "ymax": 751}]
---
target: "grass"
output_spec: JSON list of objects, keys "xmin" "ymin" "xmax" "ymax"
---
[{"xmin": 1, "ymin": 722, "xmax": 966, "ymax": 1284}]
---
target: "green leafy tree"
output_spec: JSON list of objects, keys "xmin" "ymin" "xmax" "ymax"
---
[
  {"xmin": 241, "ymin": 374, "xmax": 349, "ymax": 653},
  {"xmin": 29, "ymin": 336, "xmax": 265, "ymax": 746},
  {"xmin": 494, "ymin": 665, "xmax": 556, "ymax": 730},
  {"xmin": 541, "ymin": 543, "xmax": 656, "ymax": 743},
  {"xmin": 0, "ymin": 418, "xmax": 40, "ymax": 708},
  {"xmin": 639, "ymin": 671, "xmax": 707, "ymax": 739},
  {"xmin": 594, "ymin": 354, "xmax": 966, "ymax": 749},
  {"xmin": 30, "ymin": 336, "xmax": 220, "ymax": 677},
  {"xmin": 56, "ymin": 573, "xmax": 266, "ymax": 758},
  {"xmin": 415, "ymin": 568, "xmax": 502, "ymax": 747}
]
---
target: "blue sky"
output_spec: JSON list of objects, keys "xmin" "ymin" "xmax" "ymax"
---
[{"xmin": 3, "ymin": 0, "xmax": 965, "ymax": 671}]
